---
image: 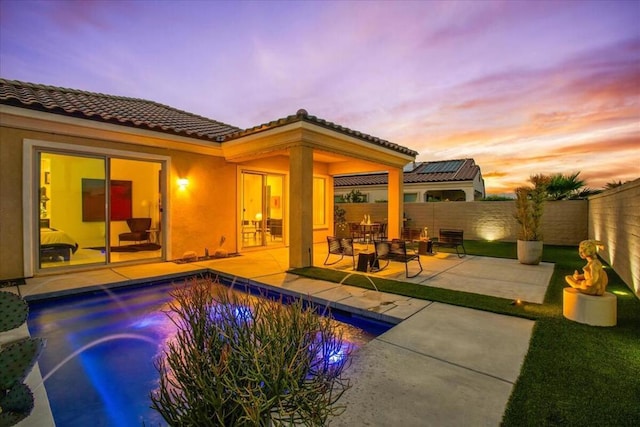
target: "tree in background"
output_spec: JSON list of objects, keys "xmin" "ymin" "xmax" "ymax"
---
[
  {"xmin": 546, "ymin": 172, "xmax": 599, "ymax": 200},
  {"xmin": 604, "ymin": 180, "xmax": 627, "ymax": 190},
  {"xmin": 341, "ymin": 189, "xmax": 367, "ymax": 203}
]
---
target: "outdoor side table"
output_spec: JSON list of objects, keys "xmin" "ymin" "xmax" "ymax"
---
[
  {"xmin": 356, "ymin": 252, "xmax": 378, "ymax": 272},
  {"xmin": 418, "ymin": 240, "xmax": 433, "ymax": 255}
]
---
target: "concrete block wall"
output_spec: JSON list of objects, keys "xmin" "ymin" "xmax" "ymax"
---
[
  {"xmin": 339, "ymin": 186, "xmax": 638, "ymax": 297},
  {"xmin": 339, "ymin": 200, "xmax": 587, "ymax": 245},
  {"xmin": 588, "ymin": 179, "xmax": 639, "ymax": 297}
]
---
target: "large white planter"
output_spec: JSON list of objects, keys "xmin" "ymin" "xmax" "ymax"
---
[{"xmin": 517, "ymin": 240, "xmax": 543, "ymax": 265}]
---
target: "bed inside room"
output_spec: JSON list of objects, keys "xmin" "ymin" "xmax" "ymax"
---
[{"xmin": 40, "ymin": 227, "xmax": 79, "ymax": 262}]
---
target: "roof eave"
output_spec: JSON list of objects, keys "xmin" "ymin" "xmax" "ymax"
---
[{"xmin": 0, "ymin": 104, "xmax": 226, "ymax": 156}]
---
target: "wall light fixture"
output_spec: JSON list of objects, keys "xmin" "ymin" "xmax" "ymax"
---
[{"xmin": 177, "ymin": 178, "xmax": 189, "ymax": 189}]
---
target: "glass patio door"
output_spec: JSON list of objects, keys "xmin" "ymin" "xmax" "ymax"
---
[
  {"xmin": 37, "ymin": 151, "xmax": 163, "ymax": 271},
  {"xmin": 241, "ymin": 172, "xmax": 284, "ymax": 248},
  {"xmin": 38, "ymin": 152, "xmax": 107, "ymax": 269}
]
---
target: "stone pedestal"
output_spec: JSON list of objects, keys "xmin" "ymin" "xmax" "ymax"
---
[{"xmin": 563, "ymin": 288, "xmax": 617, "ymax": 327}]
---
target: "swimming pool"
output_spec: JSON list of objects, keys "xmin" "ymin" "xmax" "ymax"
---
[{"xmin": 27, "ymin": 278, "xmax": 391, "ymax": 426}]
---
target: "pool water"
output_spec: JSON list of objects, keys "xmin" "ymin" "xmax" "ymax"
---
[{"xmin": 27, "ymin": 280, "xmax": 390, "ymax": 426}]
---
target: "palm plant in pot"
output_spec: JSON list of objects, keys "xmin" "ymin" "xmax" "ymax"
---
[{"xmin": 514, "ymin": 174, "xmax": 549, "ymax": 265}]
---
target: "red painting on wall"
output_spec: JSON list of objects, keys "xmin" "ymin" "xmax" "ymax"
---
[{"xmin": 82, "ymin": 179, "xmax": 132, "ymax": 222}]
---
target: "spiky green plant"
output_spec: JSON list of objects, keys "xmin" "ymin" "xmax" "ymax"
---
[
  {"xmin": 0, "ymin": 291, "xmax": 46, "ymax": 426},
  {"xmin": 150, "ymin": 277, "xmax": 351, "ymax": 426}
]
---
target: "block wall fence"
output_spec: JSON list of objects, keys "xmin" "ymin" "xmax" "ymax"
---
[
  {"xmin": 341, "ymin": 200, "xmax": 588, "ymax": 245},
  {"xmin": 588, "ymin": 179, "xmax": 639, "ymax": 297},
  {"xmin": 339, "ymin": 178, "xmax": 639, "ymax": 297}
]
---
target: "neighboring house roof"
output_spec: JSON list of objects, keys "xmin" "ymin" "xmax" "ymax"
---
[
  {"xmin": 334, "ymin": 159, "xmax": 481, "ymax": 187},
  {"xmin": 0, "ymin": 79, "xmax": 417, "ymax": 157}
]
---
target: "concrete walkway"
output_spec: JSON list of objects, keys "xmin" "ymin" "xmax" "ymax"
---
[{"xmin": 8, "ymin": 243, "xmax": 553, "ymax": 426}]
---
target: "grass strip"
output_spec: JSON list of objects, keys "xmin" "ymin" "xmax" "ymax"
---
[
  {"xmin": 290, "ymin": 266, "xmax": 551, "ymax": 321},
  {"xmin": 289, "ymin": 241, "xmax": 640, "ymax": 425}
]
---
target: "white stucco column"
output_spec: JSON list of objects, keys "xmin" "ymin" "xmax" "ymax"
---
[
  {"xmin": 289, "ymin": 144, "xmax": 314, "ymax": 268},
  {"xmin": 387, "ymin": 167, "xmax": 403, "ymax": 239},
  {"xmin": 464, "ymin": 188, "xmax": 474, "ymax": 201}
]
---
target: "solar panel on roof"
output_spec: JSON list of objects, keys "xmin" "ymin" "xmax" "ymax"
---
[{"xmin": 421, "ymin": 160, "xmax": 463, "ymax": 173}]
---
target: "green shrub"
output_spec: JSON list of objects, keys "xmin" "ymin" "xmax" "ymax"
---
[{"xmin": 151, "ymin": 277, "xmax": 351, "ymax": 426}]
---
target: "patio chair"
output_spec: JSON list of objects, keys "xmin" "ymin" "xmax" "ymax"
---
[
  {"xmin": 323, "ymin": 236, "xmax": 356, "ymax": 268},
  {"xmin": 373, "ymin": 239, "xmax": 423, "ymax": 278},
  {"xmin": 119, "ymin": 218, "xmax": 151, "ymax": 245},
  {"xmin": 378, "ymin": 222, "xmax": 388, "ymax": 240},
  {"xmin": 349, "ymin": 222, "xmax": 363, "ymax": 242},
  {"xmin": 269, "ymin": 218, "xmax": 283, "ymax": 240},
  {"xmin": 242, "ymin": 220, "xmax": 257, "ymax": 241}
]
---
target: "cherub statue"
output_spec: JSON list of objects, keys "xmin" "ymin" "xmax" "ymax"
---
[{"xmin": 565, "ymin": 240, "xmax": 608, "ymax": 296}]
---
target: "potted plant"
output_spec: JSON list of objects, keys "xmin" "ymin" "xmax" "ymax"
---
[
  {"xmin": 514, "ymin": 174, "xmax": 549, "ymax": 265},
  {"xmin": 334, "ymin": 205, "xmax": 349, "ymax": 238}
]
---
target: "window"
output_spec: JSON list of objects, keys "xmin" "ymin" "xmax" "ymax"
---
[
  {"xmin": 313, "ymin": 177, "xmax": 326, "ymax": 226},
  {"xmin": 404, "ymin": 192, "xmax": 418, "ymax": 202}
]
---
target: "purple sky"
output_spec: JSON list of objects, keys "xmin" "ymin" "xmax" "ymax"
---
[{"xmin": 1, "ymin": 0, "xmax": 638, "ymax": 194}]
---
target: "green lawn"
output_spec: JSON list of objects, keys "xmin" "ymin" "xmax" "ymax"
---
[{"xmin": 290, "ymin": 241, "xmax": 640, "ymax": 425}]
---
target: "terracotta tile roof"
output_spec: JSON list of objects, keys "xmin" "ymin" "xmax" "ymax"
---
[
  {"xmin": 0, "ymin": 78, "xmax": 241, "ymax": 141},
  {"xmin": 335, "ymin": 159, "xmax": 481, "ymax": 187},
  {"xmin": 1, "ymin": 80, "xmax": 418, "ymax": 158},
  {"xmin": 221, "ymin": 108, "xmax": 419, "ymax": 157}
]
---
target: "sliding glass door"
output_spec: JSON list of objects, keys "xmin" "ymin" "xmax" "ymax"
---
[
  {"xmin": 38, "ymin": 152, "xmax": 107, "ymax": 269},
  {"xmin": 37, "ymin": 151, "xmax": 162, "ymax": 271},
  {"xmin": 241, "ymin": 171, "xmax": 284, "ymax": 248}
]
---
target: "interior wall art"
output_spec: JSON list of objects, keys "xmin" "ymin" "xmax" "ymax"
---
[{"xmin": 82, "ymin": 179, "xmax": 132, "ymax": 222}]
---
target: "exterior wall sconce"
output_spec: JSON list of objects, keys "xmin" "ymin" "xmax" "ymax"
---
[{"xmin": 177, "ymin": 178, "xmax": 189, "ymax": 189}]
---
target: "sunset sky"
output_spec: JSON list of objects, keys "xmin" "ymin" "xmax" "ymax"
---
[{"xmin": 1, "ymin": 0, "xmax": 638, "ymax": 194}]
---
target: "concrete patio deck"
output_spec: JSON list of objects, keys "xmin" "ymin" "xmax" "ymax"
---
[{"xmin": 8, "ymin": 242, "xmax": 553, "ymax": 426}]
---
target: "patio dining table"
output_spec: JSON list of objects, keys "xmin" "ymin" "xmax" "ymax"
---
[{"xmin": 359, "ymin": 223, "xmax": 381, "ymax": 243}]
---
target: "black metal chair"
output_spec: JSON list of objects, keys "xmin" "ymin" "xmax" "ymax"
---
[
  {"xmin": 349, "ymin": 222, "xmax": 363, "ymax": 242},
  {"xmin": 269, "ymin": 218, "xmax": 283, "ymax": 240},
  {"xmin": 373, "ymin": 239, "xmax": 423, "ymax": 278},
  {"xmin": 323, "ymin": 236, "xmax": 356, "ymax": 268}
]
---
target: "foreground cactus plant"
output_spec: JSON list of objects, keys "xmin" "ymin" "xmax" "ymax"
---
[
  {"xmin": 0, "ymin": 291, "xmax": 46, "ymax": 425},
  {"xmin": 0, "ymin": 292, "xmax": 28, "ymax": 332},
  {"xmin": 151, "ymin": 277, "xmax": 352, "ymax": 426}
]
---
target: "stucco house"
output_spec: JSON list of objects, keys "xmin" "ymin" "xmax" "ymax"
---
[
  {"xmin": 0, "ymin": 78, "xmax": 417, "ymax": 280},
  {"xmin": 334, "ymin": 159, "xmax": 485, "ymax": 203}
]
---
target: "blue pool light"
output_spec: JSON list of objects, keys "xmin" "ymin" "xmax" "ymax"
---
[{"xmin": 325, "ymin": 344, "xmax": 349, "ymax": 364}]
